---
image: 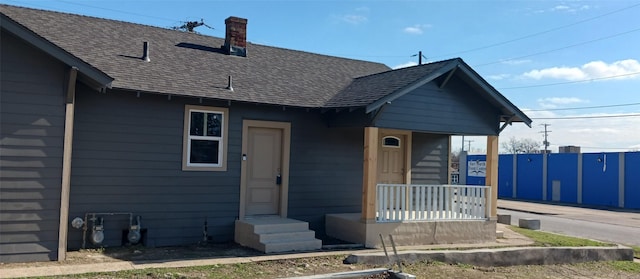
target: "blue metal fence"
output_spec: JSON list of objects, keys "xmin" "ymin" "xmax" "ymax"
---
[
  {"xmin": 546, "ymin": 153, "xmax": 578, "ymax": 203},
  {"xmin": 624, "ymin": 152, "xmax": 640, "ymax": 209},
  {"xmin": 464, "ymin": 151, "xmax": 640, "ymax": 210}
]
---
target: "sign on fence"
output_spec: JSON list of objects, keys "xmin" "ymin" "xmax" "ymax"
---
[{"xmin": 468, "ymin": 160, "xmax": 486, "ymax": 177}]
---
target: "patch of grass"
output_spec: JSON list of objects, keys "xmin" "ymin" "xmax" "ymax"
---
[
  {"xmin": 455, "ymin": 262, "xmax": 474, "ymax": 269},
  {"xmin": 631, "ymin": 246, "xmax": 640, "ymax": 258},
  {"xmin": 605, "ymin": 261, "xmax": 640, "ymax": 273},
  {"xmin": 509, "ymin": 226, "xmax": 613, "ymax": 247}
]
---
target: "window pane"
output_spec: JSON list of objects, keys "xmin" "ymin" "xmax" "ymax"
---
[
  {"xmin": 206, "ymin": 113, "xmax": 222, "ymax": 137},
  {"xmin": 190, "ymin": 112, "xmax": 204, "ymax": 136},
  {"xmin": 383, "ymin": 137, "xmax": 400, "ymax": 147},
  {"xmin": 190, "ymin": 140, "xmax": 219, "ymax": 164}
]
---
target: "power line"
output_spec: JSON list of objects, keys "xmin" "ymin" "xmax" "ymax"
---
[
  {"xmin": 7, "ymin": 0, "xmax": 187, "ymax": 24},
  {"xmin": 499, "ymin": 71, "xmax": 640, "ymax": 90},
  {"xmin": 56, "ymin": 0, "xmax": 179, "ymax": 23},
  {"xmin": 475, "ymin": 26, "xmax": 640, "ymax": 67},
  {"xmin": 527, "ymin": 102, "xmax": 640, "ymax": 112},
  {"xmin": 531, "ymin": 113, "xmax": 640, "ymax": 120},
  {"xmin": 429, "ymin": 2, "xmax": 640, "ymax": 59}
]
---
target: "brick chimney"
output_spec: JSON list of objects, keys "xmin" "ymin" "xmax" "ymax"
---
[{"xmin": 224, "ymin": 16, "xmax": 247, "ymax": 57}]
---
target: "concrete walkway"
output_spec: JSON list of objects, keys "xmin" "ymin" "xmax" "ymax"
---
[
  {"xmin": 0, "ymin": 224, "xmax": 530, "ymax": 279},
  {"xmin": 498, "ymin": 199, "xmax": 640, "ymax": 228}
]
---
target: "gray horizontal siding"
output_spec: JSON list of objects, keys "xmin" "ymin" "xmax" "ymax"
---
[
  {"xmin": 68, "ymin": 89, "xmax": 238, "ymax": 248},
  {"xmin": 374, "ymin": 76, "xmax": 501, "ymax": 135},
  {"xmin": 287, "ymin": 124, "xmax": 364, "ymax": 232},
  {"xmin": 66, "ymin": 87, "xmax": 365, "ymax": 248},
  {"xmin": 411, "ymin": 133, "xmax": 449, "ymax": 184},
  {"xmin": 0, "ymin": 31, "xmax": 65, "ymax": 263}
]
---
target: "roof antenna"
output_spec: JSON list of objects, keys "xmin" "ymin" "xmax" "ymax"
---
[
  {"xmin": 172, "ymin": 19, "xmax": 214, "ymax": 33},
  {"xmin": 226, "ymin": 75, "xmax": 233, "ymax": 91},
  {"xmin": 142, "ymin": 42, "xmax": 150, "ymax": 62}
]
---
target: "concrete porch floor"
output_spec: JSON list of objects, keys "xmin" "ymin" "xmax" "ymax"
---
[{"xmin": 326, "ymin": 213, "xmax": 496, "ymax": 248}]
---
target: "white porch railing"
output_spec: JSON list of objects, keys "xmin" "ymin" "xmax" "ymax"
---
[{"xmin": 376, "ymin": 184, "xmax": 491, "ymax": 222}]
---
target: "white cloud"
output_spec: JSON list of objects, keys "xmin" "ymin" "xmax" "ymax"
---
[
  {"xmin": 342, "ymin": 14, "xmax": 367, "ymax": 24},
  {"xmin": 393, "ymin": 61, "xmax": 418, "ymax": 69},
  {"xmin": 337, "ymin": 7, "xmax": 370, "ymax": 25},
  {"xmin": 568, "ymin": 128, "xmax": 620, "ymax": 134},
  {"xmin": 488, "ymin": 74, "xmax": 511, "ymax": 80},
  {"xmin": 552, "ymin": 5, "xmax": 570, "ymax": 11},
  {"xmin": 522, "ymin": 59, "xmax": 640, "ymax": 81},
  {"xmin": 550, "ymin": 4, "xmax": 591, "ymax": 13},
  {"xmin": 536, "ymin": 97, "xmax": 588, "ymax": 109},
  {"xmin": 403, "ymin": 24, "xmax": 432, "ymax": 35},
  {"xmin": 537, "ymin": 97, "xmax": 588, "ymax": 105},
  {"xmin": 526, "ymin": 4, "xmax": 592, "ymax": 15}
]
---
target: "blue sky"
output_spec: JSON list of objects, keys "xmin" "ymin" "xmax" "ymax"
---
[{"xmin": 4, "ymin": 0, "xmax": 640, "ymax": 153}]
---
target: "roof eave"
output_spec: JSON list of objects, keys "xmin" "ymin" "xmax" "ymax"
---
[
  {"xmin": 1, "ymin": 13, "xmax": 113, "ymax": 90},
  {"xmin": 455, "ymin": 64, "xmax": 532, "ymax": 127},
  {"xmin": 365, "ymin": 60, "xmax": 459, "ymax": 114}
]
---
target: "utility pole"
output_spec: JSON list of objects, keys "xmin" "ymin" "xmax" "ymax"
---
[
  {"xmin": 461, "ymin": 135, "xmax": 465, "ymax": 151},
  {"xmin": 540, "ymin": 124, "xmax": 551, "ymax": 153},
  {"xmin": 465, "ymin": 140, "xmax": 474, "ymax": 153},
  {"xmin": 411, "ymin": 51, "xmax": 427, "ymax": 65}
]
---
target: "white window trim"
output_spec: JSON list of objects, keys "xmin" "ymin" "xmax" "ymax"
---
[{"xmin": 182, "ymin": 105, "xmax": 229, "ymax": 171}]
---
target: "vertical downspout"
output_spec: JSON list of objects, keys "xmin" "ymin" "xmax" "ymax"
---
[{"xmin": 58, "ymin": 67, "xmax": 77, "ymax": 261}]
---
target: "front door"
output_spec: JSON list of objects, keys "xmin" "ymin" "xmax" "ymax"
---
[
  {"xmin": 244, "ymin": 126, "xmax": 282, "ymax": 216},
  {"xmin": 378, "ymin": 134, "xmax": 405, "ymax": 184}
]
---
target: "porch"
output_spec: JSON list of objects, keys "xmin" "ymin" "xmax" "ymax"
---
[{"xmin": 326, "ymin": 184, "xmax": 496, "ymax": 248}]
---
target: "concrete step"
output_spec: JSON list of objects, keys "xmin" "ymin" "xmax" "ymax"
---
[
  {"xmin": 263, "ymin": 239, "xmax": 322, "ymax": 253},
  {"xmin": 259, "ymin": 230, "xmax": 317, "ymax": 243},
  {"xmin": 244, "ymin": 218, "xmax": 310, "ymax": 234},
  {"xmin": 235, "ymin": 218, "xmax": 322, "ymax": 254}
]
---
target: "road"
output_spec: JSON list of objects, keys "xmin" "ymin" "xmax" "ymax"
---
[{"xmin": 497, "ymin": 200, "xmax": 640, "ymax": 247}]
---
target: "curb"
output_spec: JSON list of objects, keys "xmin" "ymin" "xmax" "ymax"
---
[{"xmin": 345, "ymin": 246, "xmax": 634, "ymax": 267}]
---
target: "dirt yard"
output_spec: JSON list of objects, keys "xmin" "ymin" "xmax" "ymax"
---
[{"xmin": 1, "ymin": 243, "xmax": 639, "ymax": 278}]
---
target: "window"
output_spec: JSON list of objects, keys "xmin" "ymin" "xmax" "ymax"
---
[
  {"xmin": 182, "ymin": 105, "xmax": 228, "ymax": 171},
  {"xmin": 382, "ymin": 136, "xmax": 401, "ymax": 148}
]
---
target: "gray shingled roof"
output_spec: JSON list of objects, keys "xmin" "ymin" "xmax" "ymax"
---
[
  {"xmin": 0, "ymin": 4, "xmax": 532, "ymax": 125},
  {"xmin": 0, "ymin": 4, "xmax": 390, "ymax": 108},
  {"xmin": 325, "ymin": 59, "xmax": 457, "ymax": 108}
]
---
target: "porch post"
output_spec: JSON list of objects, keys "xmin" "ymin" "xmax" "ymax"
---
[
  {"xmin": 362, "ymin": 127, "xmax": 379, "ymax": 222},
  {"xmin": 58, "ymin": 67, "xmax": 77, "ymax": 261},
  {"xmin": 486, "ymin": 135, "xmax": 499, "ymax": 218}
]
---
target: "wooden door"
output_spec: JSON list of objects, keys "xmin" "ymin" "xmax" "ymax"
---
[
  {"xmin": 245, "ymin": 127, "xmax": 282, "ymax": 215},
  {"xmin": 378, "ymin": 135, "xmax": 405, "ymax": 184}
]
